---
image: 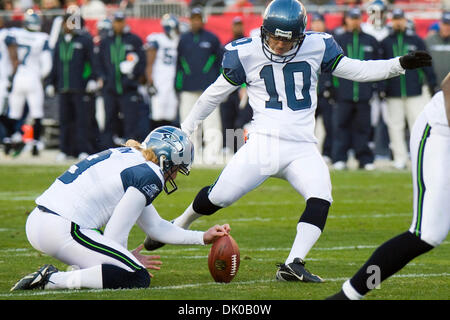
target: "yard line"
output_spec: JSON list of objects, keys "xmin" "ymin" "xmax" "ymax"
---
[
  {"xmin": 4, "ymin": 241, "xmax": 448, "ymax": 257},
  {"xmin": 1, "ymin": 273, "xmax": 448, "ymax": 297}
]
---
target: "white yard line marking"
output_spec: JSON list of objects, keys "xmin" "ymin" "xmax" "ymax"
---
[{"xmin": 1, "ymin": 273, "xmax": 448, "ymax": 297}]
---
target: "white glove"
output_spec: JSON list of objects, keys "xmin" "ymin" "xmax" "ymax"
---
[
  {"xmin": 119, "ymin": 52, "xmax": 139, "ymax": 75},
  {"xmin": 86, "ymin": 79, "xmax": 98, "ymax": 93},
  {"xmin": 45, "ymin": 85, "xmax": 55, "ymax": 97}
]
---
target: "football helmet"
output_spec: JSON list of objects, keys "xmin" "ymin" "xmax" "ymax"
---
[
  {"xmin": 366, "ymin": 0, "xmax": 387, "ymax": 29},
  {"xmin": 260, "ymin": 0, "xmax": 308, "ymax": 63},
  {"xmin": 24, "ymin": 10, "xmax": 41, "ymax": 32},
  {"xmin": 142, "ymin": 126, "xmax": 194, "ymax": 194},
  {"xmin": 161, "ymin": 14, "xmax": 179, "ymax": 39},
  {"xmin": 97, "ymin": 18, "xmax": 112, "ymax": 39}
]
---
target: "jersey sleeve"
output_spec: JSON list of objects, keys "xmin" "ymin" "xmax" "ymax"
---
[
  {"xmin": 144, "ymin": 34, "xmax": 159, "ymax": 50},
  {"xmin": 4, "ymin": 34, "xmax": 16, "ymax": 46},
  {"xmin": 221, "ymin": 46, "xmax": 246, "ymax": 86},
  {"xmin": 320, "ymin": 34, "xmax": 345, "ymax": 73},
  {"xmin": 120, "ymin": 163, "xmax": 163, "ymax": 206}
]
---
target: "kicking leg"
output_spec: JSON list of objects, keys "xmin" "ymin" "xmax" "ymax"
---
[{"xmin": 276, "ymin": 144, "xmax": 332, "ymax": 282}]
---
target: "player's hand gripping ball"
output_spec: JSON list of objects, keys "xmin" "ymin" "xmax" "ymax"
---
[{"xmin": 208, "ymin": 235, "xmax": 240, "ymax": 283}]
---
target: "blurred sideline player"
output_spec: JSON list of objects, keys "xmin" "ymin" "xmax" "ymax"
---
[
  {"xmin": 7, "ymin": 10, "xmax": 52, "ymax": 156},
  {"xmin": 327, "ymin": 72, "xmax": 450, "ymax": 300},
  {"xmin": 0, "ymin": 17, "xmax": 19, "ymax": 150},
  {"xmin": 144, "ymin": 0, "xmax": 432, "ymax": 282},
  {"xmin": 145, "ymin": 14, "xmax": 180, "ymax": 129},
  {"xmin": 10, "ymin": 126, "xmax": 230, "ymax": 291},
  {"xmin": 361, "ymin": 0, "xmax": 391, "ymax": 161}
]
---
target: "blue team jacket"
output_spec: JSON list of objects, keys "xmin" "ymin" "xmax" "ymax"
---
[
  {"xmin": 175, "ymin": 29, "xmax": 223, "ymax": 92},
  {"xmin": 380, "ymin": 29, "xmax": 437, "ymax": 97},
  {"xmin": 47, "ymin": 31, "xmax": 97, "ymax": 93},
  {"xmin": 97, "ymin": 31, "xmax": 146, "ymax": 95},
  {"xmin": 333, "ymin": 30, "xmax": 380, "ymax": 102}
]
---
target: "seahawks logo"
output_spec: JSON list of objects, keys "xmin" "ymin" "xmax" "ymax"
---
[{"xmin": 161, "ymin": 133, "xmax": 184, "ymax": 152}]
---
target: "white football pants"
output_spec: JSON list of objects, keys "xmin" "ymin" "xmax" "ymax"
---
[
  {"xmin": 409, "ymin": 111, "xmax": 450, "ymax": 247},
  {"xmin": 26, "ymin": 208, "xmax": 144, "ymax": 272},
  {"xmin": 385, "ymin": 95, "xmax": 428, "ymax": 165},
  {"xmin": 8, "ymin": 70, "xmax": 44, "ymax": 120},
  {"xmin": 208, "ymin": 133, "xmax": 333, "ymax": 207}
]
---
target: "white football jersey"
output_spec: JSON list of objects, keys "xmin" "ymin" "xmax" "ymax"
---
[
  {"xmin": 0, "ymin": 28, "xmax": 14, "ymax": 81},
  {"xmin": 145, "ymin": 32, "xmax": 179, "ymax": 120},
  {"xmin": 36, "ymin": 147, "xmax": 165, "ymax": 229},
  {"xmin": 145, "ymin": 32, "xmax": 178, "ymax": 86},
  {"xmin": 424, "ymin": 91, "xmax": 449, "ymax": 129},
  {"xmin": 8, "ymin": 27, "xmax": 50, "ymax": 77},
  {"xmin": 361, "ymin": 23, "xmax": 390, "ymax": 42},
  {"xmin": 222, "ymin": 32, "xmax": 343, "ymax": 142}
]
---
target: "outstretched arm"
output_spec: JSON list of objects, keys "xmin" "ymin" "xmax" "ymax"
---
[
  {"xmin": 137, "ymin": 204, "xmax": 230, "ymax": 245},
  {"xmin": 332, "ymin": 51, "xmax": 432, "ymax": 83},
  {"xmin": 332, "ymin": 56, "xmax": 405, "ymax": 82}
]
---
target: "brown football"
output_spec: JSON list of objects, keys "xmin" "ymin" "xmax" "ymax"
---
[{"xmin": 208, "ymin": 235, "xmax": 240, "ymax": 283}]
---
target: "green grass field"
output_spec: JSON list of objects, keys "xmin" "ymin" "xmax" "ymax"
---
[{"xmin": 0, "ymin": 165, "xmax": 448, "ymax": 300}]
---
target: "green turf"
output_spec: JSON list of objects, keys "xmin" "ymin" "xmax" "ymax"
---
[{"xmin": 0, "ymin": 165, "xmax": 448, "ymax": 300}]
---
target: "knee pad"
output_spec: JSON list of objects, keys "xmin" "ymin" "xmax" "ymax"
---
[
  {"xmin": 101, "ymin": 264, "xmax": 150, "ymax": 289},
  {"xmin": 299, "ymin": 197, "xmax": 331, "ymax": 232},
  {"xmin": 193, "ymin": 186, "xmax": 222, "ymax": 216}
]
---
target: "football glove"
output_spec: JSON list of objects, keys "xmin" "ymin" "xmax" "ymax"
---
[
  {"xmin": 120, "ymin": 52, "xmax": 139, "ymax": 76},
  {"xmin": 85, "ymin": 80, "xmax": 98, "ymax": 93},
  {"xmin": 45, "ymin": 85, "xmax": 55, "ymax": 97},
  {"xmin": 399, "ymin": 51, "xmax": 432, "ymax": 69}
]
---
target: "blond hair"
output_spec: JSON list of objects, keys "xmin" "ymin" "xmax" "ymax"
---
[{"xmin": 125, "ymin": 139, "xmax": 159, "ymax": 164}]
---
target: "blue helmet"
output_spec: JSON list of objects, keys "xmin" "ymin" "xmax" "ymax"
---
[
  {"xmin": 161, "ymin": 14, "xmax": 179, "ymax": 39},
  {"xmin": 261, "ymin": 0, "xmax": 308, "ymax": 63},
  {"xmin": 142, "ymin": 126, "xmax": 194, "ymax": 194},
  {"xmin": 24, "ymin": 10, "xmax": 41, "ymax": 32}
]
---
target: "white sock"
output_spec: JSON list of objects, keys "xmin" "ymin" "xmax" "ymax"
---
[
  {"xmin": 342, "ymin": 279, "xmax": 364, "ymax": 300},
  {"xmin": 45, "ymin": 265, "xmax": 103, "ymax": 290},
  {"xmin": 285, "ymin": 222, "xmax": 322, "ymax": 264},
  {"xmin": 173, "ymin": 203, "xmax": 203, "ymax": 229}
]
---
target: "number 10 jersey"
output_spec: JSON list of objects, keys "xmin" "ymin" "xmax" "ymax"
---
[{"xmin": 222, "ymin": 32, "xmax": 343, "ymax": 143}]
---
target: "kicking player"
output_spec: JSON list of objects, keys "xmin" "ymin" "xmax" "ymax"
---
[
  {"xmin": 145, "ymin": 14, "xmax": 180, "ymax": 128},
  {"xmin": 7, "ymin": 11, "xmax": 52, "ymax": 156},
  {"xmin": 145, "ymin": 0, "xmax": 432, "ymax": 282},
  {"xmin": 11, "ymin": 126, "xmax": 230, "ymax": 291},
  {"xmin": 327, "ymin": 72, "xmax": 450, "ymax": 299}
]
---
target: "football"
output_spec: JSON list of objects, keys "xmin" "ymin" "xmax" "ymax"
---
[{"xmin": 208, "ymin": 234, "xmax": 240, "ymax": 283}]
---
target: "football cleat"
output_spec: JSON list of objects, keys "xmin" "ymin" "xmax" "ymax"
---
[
  {"xmin": 10, "ymin": 264, "xmax": 58, "ymax": 291},
  {"xmin": 276, "ymin": 258, "xmax": 324, "ymax": 283}
]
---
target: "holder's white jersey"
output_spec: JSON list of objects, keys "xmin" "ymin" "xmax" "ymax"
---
[
  {"xmin": 36, "ymin": 147, "xmax": 165, "ymax": 229},
  {"xmin": 424, "ymin": 91, "xmax": 449, "ymax": 129},
  {"xmin": 222, "ymin": 32, "xmax": 344, "ymax": 143},
  {"xmin": 8, "ymin": 27, "xmax": 50, "ymax": 78}
]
